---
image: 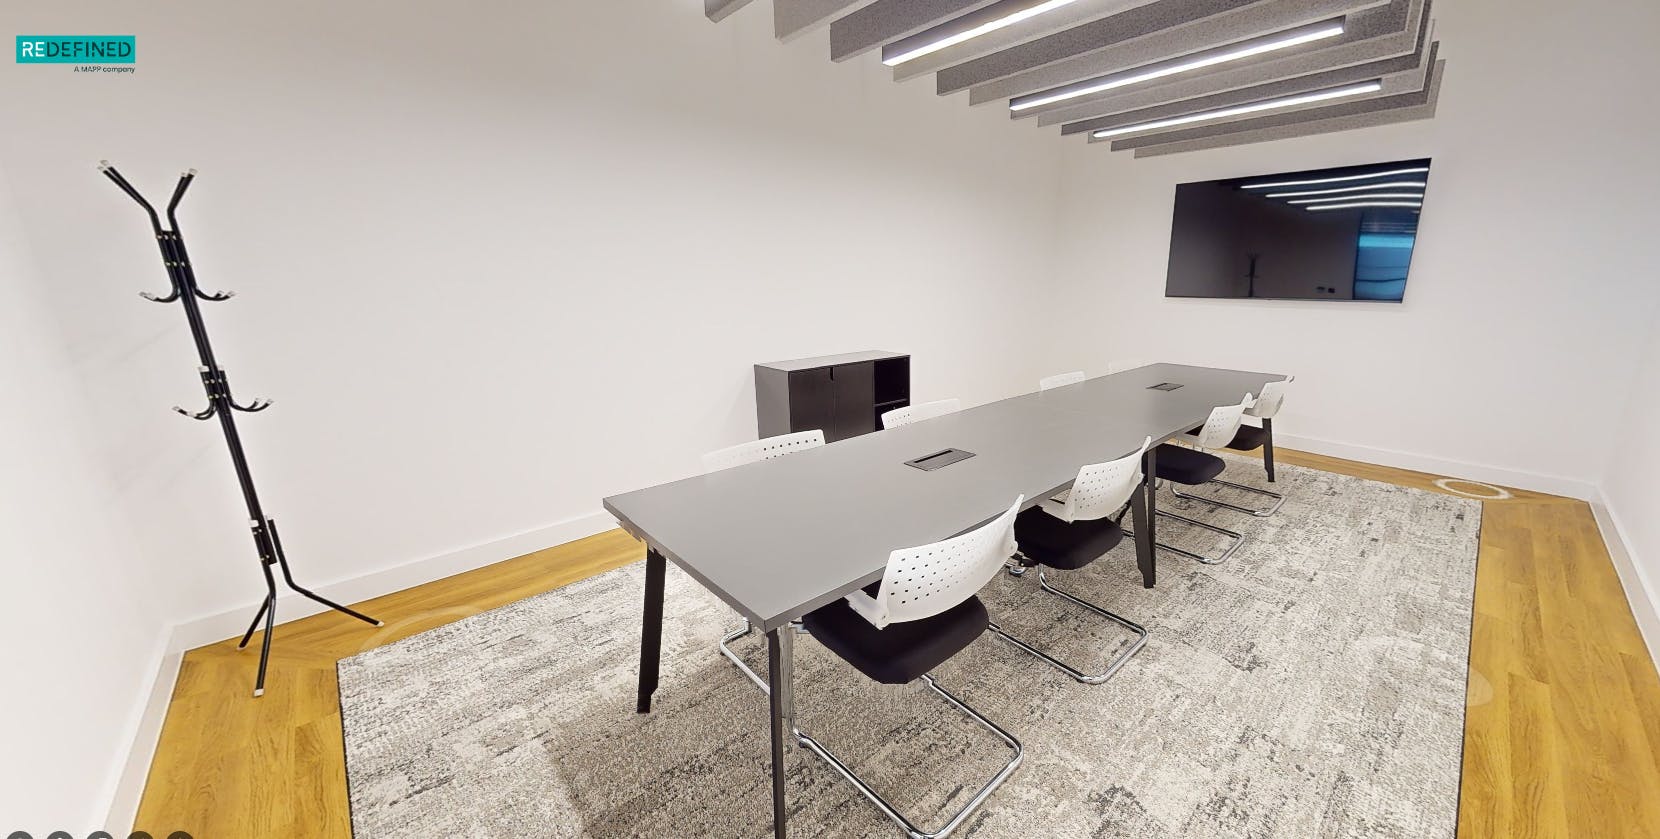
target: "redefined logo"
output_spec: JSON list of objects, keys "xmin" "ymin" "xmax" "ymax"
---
[{"xmin": 16, "ymin": 35, "xmax": 135, "ymax": 64}]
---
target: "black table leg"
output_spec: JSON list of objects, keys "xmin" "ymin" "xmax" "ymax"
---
[
  {"xmin": 1262, "ymin": 417, "xmax": 1276, "ymax": 483},
  {"xmin": 1132, "ymin": 446, "xmax": 1159, "ymax": 588},
  {"xmin": 766, "ymin": 627, "xmax": 795, "ymax": 839},
  {"xmin": 636, "ymin": 548, "xmax": 666, "ymax": 714}
]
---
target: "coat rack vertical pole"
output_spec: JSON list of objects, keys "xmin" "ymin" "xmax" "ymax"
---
[{"xmin": 100, "ymin": 162, "xmax": 381, "ymax": 697}]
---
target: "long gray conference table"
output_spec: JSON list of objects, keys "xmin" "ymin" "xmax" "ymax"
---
[{"xmin": 602, "ymin": 363, "xmax": 1281, "ymax": 838}]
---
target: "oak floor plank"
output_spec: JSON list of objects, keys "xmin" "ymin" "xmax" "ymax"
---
[
  {"xmin": 1458, "ymin": 611, "xmax": 1513, "ymax": 838},
  {"xmin": 1621, "ymin": 651, "xmax": 1660, "ymax": 786},
  {"xmin": 1505, "ymin": 674, "xmax": 1569, "ymax": 839}
]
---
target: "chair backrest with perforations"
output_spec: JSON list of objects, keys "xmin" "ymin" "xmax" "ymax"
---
[
  {"xmin": 881, "ymin": 398, "xmax": 961, "ymax": 429},
  {"xmin": 1039, "ymin": 371, "xmax": 1086, "ymax": 391},
  {"xmin": 1056, "ymin": 437, "xmax": 1151, "ymax": 522},
  {"xmin": 874, "ymin": 496, "xmax": 1023, "ymax": 626},
  {"xmin": 1191, "ymin": 393, "xmax": 1254, "ymax": 450},
  {"xmin": 701, "ymin": 429, "xmax": 825, "ymax": 473},
  {"xmin": 1247, "ymin": 375, "xmax": 1294, "ymax": 419}
]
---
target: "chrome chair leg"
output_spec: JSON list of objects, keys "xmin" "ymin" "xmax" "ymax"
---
[
  {"xmin": 1125, "ymin": 510, "xmax": 1245, "ymax": 565},
  {"xmin": 1171, "ymin": 479, "xmax": 1285, "ymax": 517},
  {"xmin": 720, "ymin": 618, "xmax": 807, "ymax": 693},
  {"xmin": 791, "ymin": 673, "xmax": 1023, "ymax": 839},
  {"xmin": 718, "ymin": 619, "xmax": 770, "ymax": 692},
  {"xmin": 988, "ymin": 570, "xmax": 1147, "ymax": 684}
]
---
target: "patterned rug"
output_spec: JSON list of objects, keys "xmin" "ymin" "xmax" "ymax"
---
[{"xmin": 339, "ymin": 454, "xmax": 1480, "ymax": 838}]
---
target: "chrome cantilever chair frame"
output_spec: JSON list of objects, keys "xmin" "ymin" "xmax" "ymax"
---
[
  {"xmin": 789, "ymin": 497, "xmax": 1026, "ymax": 839},
  {"xmin": 734, "ymin": 628, "xmax": 1023, "ymax": 839},
  {"xmin": 989, "ymin": 568, "xmax": 1147, "ymax": 684},
  {"xmin": 1134, "ymin": 396, "xmax": 1254, "ymax": 564},
  {"xmin": 1169, "ymin": 377, "xmax": 1293, "ymax": 517},
  {"xmin": 718, "ymin": 619, "xmax": 809, "ymax": 693},
  {"xmin": 1170, "ymin": 469, "xmax": 1286, "ymax": 518},
  {"xmin": 1132, "ymin": 503, "xmax": 1247, "ymax": 565},
  {"xmin": 989, "ymin": 438, "xmax": 1151, "ymax": 683},
  {"xmin": 790, "ymin": 672, "xmax": 1023, "ymax": 839}
]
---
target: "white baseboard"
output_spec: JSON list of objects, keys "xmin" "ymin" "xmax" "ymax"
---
[
  {"xmin": 1276, "ymin": 432, "xmax": 1599, "ymax": 501},
  {"xmin": 167, "ymin": 510, "xmax": 616, "ymax": 652},
  {"xmin": 1591, "ymin": 495, "xmax": 1660, "ymax": 671},
  {"xmin": 96, "ymin": 634, "xmax": 180, "ymax": 835},
  {"xmin": 104, "ymin": 508, "xmax": 616, "ymax": 830}
]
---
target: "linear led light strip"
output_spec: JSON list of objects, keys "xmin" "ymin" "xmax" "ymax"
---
[
  {"xmin": 1267, "ymin": 181, "xmax": 1426, "ymax": 197},
  {"xmin": 1305, "ymin": 201, "xmax": 1422, "ymax": 211},
  {"xmin": 1091, "ymin": 81, "xmax": 1382, "ymax": 140},
  {"xmin": 1244, "ymin": 166, "xmax": 1430, "ymax": 189},
  {"xmin": 1011, "ymin": 22, "xmax": 1345, "ymax": 112},
  {"xmin": 1287, "ymin": 193, "xmax": 1424, "ymax": 204},
  {"xmin": 884, "ymin": 0, "xmax": 1085, "ymax": 66}
]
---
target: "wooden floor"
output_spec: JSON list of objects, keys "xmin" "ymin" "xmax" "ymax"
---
[{"xmin": 132, "ymin": 448, "xmax": 1660, "ymax": 838}]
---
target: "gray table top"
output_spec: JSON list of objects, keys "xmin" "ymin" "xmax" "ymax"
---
[{"xmin": 603, "ymin": 363, "xmax": 1281, "ymax": 631}]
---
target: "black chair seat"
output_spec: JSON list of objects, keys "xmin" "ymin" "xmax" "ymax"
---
[
  {"xmin": 1225, "ymin": 424, "xmax": 1269, "ymax": 452},
  {"xmin": 1187, "ymin": 423, "xmax": 1269, "ymax": 452},
  {"xmin": 1155, "ymin": 443, "xmax": 1226, "ymax": 485},
  {"xmin": 802, "ymin": 586, "xmax": 989, "ymax": 685},
  {"xmin": 1014, "ymin": 506, "xmax": 1124, "ymax": 570}
]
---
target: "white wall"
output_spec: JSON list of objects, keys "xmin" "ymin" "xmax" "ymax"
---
[
  {"xmin": 1602, "ymin": 318, "xmax": 1660, "ymax": 656},
  {"xmin": 1050, "ymin": 0, "xmax": 1660, "ymax": 494},
  {"xmin": 0, "ymin": 163, "xmax": 172, "ymax": 834},
  {"xmin": 0, "ymin": 0, "xmax": 1064, "ymax": 632}
]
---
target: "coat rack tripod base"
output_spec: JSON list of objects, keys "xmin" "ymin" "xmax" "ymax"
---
[
  {"xmin": 101, "ymin": 161, "xmax": 381, "ymax": 697},
  {"xmin": 235, "ymin": 516, "xmax": 383, "ymax": 697}
]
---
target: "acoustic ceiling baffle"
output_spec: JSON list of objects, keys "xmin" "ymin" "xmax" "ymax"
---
[{"xmin": 701, "ymin": 0, "xmax": 1444, "ymax": 155}]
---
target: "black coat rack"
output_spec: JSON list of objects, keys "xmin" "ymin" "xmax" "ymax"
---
[{"xmin": 100, "ymin": 162, "xmax": 380, "ymax": 697}]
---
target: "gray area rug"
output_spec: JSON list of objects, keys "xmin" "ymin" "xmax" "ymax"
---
[{"xmin": 339, "ymin": 454, "xmax": 1480, "ymax": 838}]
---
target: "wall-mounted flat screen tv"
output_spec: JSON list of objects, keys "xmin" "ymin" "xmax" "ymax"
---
[{"xmin": 1165, "ymin": 158, "xmax": 1431, "ymax": 303}]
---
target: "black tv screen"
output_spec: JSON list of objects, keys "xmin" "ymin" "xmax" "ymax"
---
[{"xmin": 1165, "ymin": 158, "xmax": 1431, "ymax": 303}]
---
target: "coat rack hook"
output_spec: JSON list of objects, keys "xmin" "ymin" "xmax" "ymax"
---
[
  {"xmin": 172, "ymin": 403, "xmax": 217, "ymax": 421},
  {"xmin": 195, "ymin": 288, "xmax": 236, "ymax": 302},
  {"xmin": 140, "ymin": 289, "xmax": 182, "ymax": 303},
  {"xmin": 232, "ymin": 398, "xmax": 273, "ymax": 413}
]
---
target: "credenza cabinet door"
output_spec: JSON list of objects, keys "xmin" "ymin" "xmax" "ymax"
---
[
  {"xmin": 785, "ymin": 368, "xmax": 835, "ymax": 440},
  {"xmin": 828, "ymin": 362, "xmax": 875, "ymax": 442}
]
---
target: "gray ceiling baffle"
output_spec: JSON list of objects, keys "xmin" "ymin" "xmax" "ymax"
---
[{"xmin": 700, "ymin": 0, "xmax": 1443, "ymax": 155}]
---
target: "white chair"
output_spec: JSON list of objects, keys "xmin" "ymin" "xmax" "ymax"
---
[
  {"xmin": 796, "ymin": 496, "xmax": 1025, "ymax": 839},
  {"xmin": 701, "ymin": 429, "xmax": 825, "ymax": 473},
  {"xmin": 881, "ymin": 397, "xmax": 960, "ymax": 429},
  {"xmin": 1138, "ymin": 394, "xmax": 1253, "ymax": 564},
  {"xmin": 1241, "ymin": 375, "xmax": 1293, "ymax": 483},
  {"xmin": 702, "ymin": 430, "xmax": 825, "ymax": 691},
  {"xmin": 990, "ymin": 437, "xmax": 1152, "ymax": 684},
  {"xmin": 1038, "ymin": 370, "xmax": 1086, "ymax": 390},
  {"xmin": 1172, "ymin": 376, "xmax": 1293, "ymax": 516}
]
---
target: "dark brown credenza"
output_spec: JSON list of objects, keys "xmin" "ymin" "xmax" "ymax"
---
[{"xmin": 754, "ymin": 351, "xmax": 910, "ymax": 443}]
